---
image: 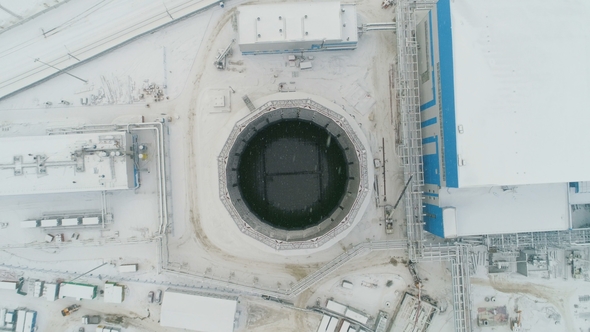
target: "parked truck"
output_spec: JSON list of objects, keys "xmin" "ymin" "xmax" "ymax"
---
[{"xmin": 83, "ymin": 315, "xmax": 101, "ymax": 324}]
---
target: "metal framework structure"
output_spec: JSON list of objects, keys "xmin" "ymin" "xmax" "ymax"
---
[
  {"xmin": 485, "ymin": 229, "xmax": 590, "ymax": 250},
  {"xmin": 218, "ymin": 98, "xmax": 370, "ymax": 251},
  {"xmin": 394, "ymin": 2, "xmax": 475, "ymax": 330},
  {"xmin": 395, "ymin": 0, "xmax": 426, "ymax": 261},
  {"xmin": 450, "ymin": 245, "xmax": 474, "ymax": 332}
]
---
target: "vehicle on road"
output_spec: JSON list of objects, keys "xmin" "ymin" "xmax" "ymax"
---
[
  {"xmin": 148, "ymin": 291, "xmax": 154, "ymax": 303},
  {"xmin": 155, "ymin": 290, "xmax": 162, "ymax": 304},
  {"xmin": 83, "ymin": 315, "xmax": 101, "ymax": 324},
  {"xmin": 61, "ymin": 304, "xmax": 81, "ymax": 316}
]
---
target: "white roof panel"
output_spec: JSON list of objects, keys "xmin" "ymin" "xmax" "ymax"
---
[
  {"xmin": 59, "ymin": 282, "xmax": 96, "ymax": 300},
  {"xmin": 339, "ymin": 321, "xmax": 351, "ymax": 332},
  {"xmin": 40, "ymin": 219, "xmax": 59, "ymax": 227},
  {"xmin": 317, "ymin": 315, "xmax": 332, "ymax": 332},
  {"xmin": 45, "ymin": 283, "xmax": 58, "ymax": 301},
  {"xmin": 82, "ymin": 217, "xmax": 100, "ymax": 225},
  {"xmin": 61, "ymin": 218, "xmax": 80, "ymax": 226},
  {"xmin": 21, "ymin": 220, "xmax": 38, "ymax": 228},
  {"xmin": 326, "ymin": 318, "xmax": 339, "ymax": 332},
  {"xmin": 118, "ymin": 264, "xmax": 138, "ymax": 273},
  {"xmin": 327, "ymin": 300, "xmax": 347, "ymax": 315},
  {"xmin": 104, "ymin": 283, "xmax": 124, "ymax": 303},
  {"xmin": 439, "ymin": 183, "xmax": 569, "ymax": 236},
  {"xmin": 449, "ymin": 0, "xmax": 590, "ymax": 187},
  {"xmin": 160, "ymin": 291, "xmax": 237, "ymax": 332},
  {"xmin": 0, "ymin": 132, "xmax": 134, "ymax": 196},
  {"xmin": 238, "ymin": 2, "xmax": 342, "ymax": 45},
  {"xmin": 344, "ymin": 308, "xmax": 368, "ymax": 324}
]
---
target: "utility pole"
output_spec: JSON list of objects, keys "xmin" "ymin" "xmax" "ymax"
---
[
  {"xmin": 34, "ymin": 58, "xmax": 87, "ymax": 83},
  {"xmin": 67, "ymin": 262, "xmax": 109, "ymax": 283}
]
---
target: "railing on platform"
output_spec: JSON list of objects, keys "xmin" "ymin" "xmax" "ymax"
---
[{"xmin": 395, "ymin": 0, "xmax": 426, "ymax": 261}]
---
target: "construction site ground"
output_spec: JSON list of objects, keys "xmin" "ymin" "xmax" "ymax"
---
[{"xmin": 1, "ymin": 1, "xmax": 589, "ymax": 332}]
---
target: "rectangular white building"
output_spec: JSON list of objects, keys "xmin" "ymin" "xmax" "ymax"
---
[
  {"xmin": 160, "ymin": 291, "xmax": 237, "ymax": 332},
  {"xmin": 59, "ymin": 282, "xmax": 97, "ymax": 300},
  {"xmin": 0, "ymin": 280, "xmax": 18, "ymax": 290},
  {"xmin": 0, "ymin": 132, "xmax": 136, "ymax": 196},
  {"xmin": 20, "ymin": 220, "xmax": 39, "ymax": 228},
  {"xmin": 104, "ymin": 282, "xmax": 124, "ymax": 303},
  {"xmin": 45, "ymin": 283, "xmax": 58, "ymax": 301},
  {"xmin": 417, "ymin": 0, "xmax": 590, "ymax": 237},
  {"xmin": 61, "ymin": 218, "xmax": 80, "ymax": 226},
  {"xmin": 326, "ymin": 300, "xmax": 347, "ymax": 315},
  {"xmin": 237, "ymin": 2, "xmax": 358, "ymax": 54},
  {"xmin": 82, "ymin": 217, "xmax": 101, "ymax": 225}
]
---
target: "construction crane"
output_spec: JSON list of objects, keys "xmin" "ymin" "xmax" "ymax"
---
[
  {"xmin": 384, "ymin": 175, "xmax": 413, "ymax": 233},
  {"xmin": 214, "ymin": 39, "xmax": 234, "ymax": 70}
]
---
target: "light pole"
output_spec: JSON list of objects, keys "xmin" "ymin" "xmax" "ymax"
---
[{"xmin": 34, "ymin": 58, "xmax": 87, "ymax": 83}]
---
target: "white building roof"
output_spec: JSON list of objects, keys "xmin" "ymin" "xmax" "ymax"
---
[
  {"xmin": 0, "ymin": 132, "xmax": 135, "ymax": 196},
  {"xmin": 160, "ymin": 291, "xmax": 237, "ymax": 332},
  {"xmin": 317, "ymin": 315, "xmax": 332, "ymax": 332},
  {"xmin": 104, "ymin": 282, "xmax": 124, "ymax": 303},
  {"xmin": 326, "ymin": 300, "xmax": 347, "ymax": 315},
  {"xmin": 450, "ymin": 0, "xmax": 590, "ymax": 187},
  {"xmin": 45, "ymin": 283, "xmax": 58, "ymax": 301},
  {"xmin": 238, "ymin": 2, "xmax": 343, "ymax": 45},
  {"xmin": 439, "ymin": 183, "xmax": 570, "ymax": 237},
  {"xmin": 59, "ymin": 282, "xmax": 97, "ymax": 300},
  {"xmin": 344, "ymin": 307, "xmax": 368, "ymax": 324}
]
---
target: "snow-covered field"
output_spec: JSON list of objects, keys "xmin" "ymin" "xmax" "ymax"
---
[
  {"xmin": 0, "ymin": 0, "xmax": 588, "ymax": 332},
  {"xmin": 0, "ymin": 0, "xmax": 69, "ymax": 32}
]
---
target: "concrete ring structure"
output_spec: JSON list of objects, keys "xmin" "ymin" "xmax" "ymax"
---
[{"xmin": 218, "ymin": 97, "xmax": 371, "ymax": 250}]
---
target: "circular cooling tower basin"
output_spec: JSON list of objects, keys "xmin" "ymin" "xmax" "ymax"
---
[{"xmin": 219, "ymin": 98, "xmax": 371, "ymax": 250}]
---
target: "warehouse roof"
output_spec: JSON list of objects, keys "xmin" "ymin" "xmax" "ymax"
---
[
  {"xmin": 59, "ymin": 282, "xmax": 97, "ymax": 300},
  {"xmin": 238, "ymin": 2, "xmax": 343, "ymax": 45},
  {"xmin": 160, "ymin": 291, "xmax": 237, "ymax": 332},
  {"xmin": 441, "ymin": 0, "xmax": 590, "ymax": 187}
]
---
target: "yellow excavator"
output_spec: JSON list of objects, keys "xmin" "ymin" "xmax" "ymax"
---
[{"xmin": 61, "ymin": 304, "xmax": 81, "ymax": 317}]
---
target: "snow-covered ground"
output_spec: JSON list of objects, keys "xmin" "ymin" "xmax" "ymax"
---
[
  {"xmin": 0, "ymin": 0, "xmax": 588, "ymax": 332},
  {"xmin": 0, "ymin": 0, "xmax": 70, "ymax": 32}
]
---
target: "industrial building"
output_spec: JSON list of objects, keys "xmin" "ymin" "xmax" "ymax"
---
[
  {"xmin": 417, "ymin": 0, "xmax": 590, "ymax": 237},
  {"xmin": 58, "ymin": 282, "xmax": 97, "ymax": 300},
  {"xmin": 389, "ymin": 293, "xmax": 436, "ymax": 332},
  {"xmin": 103, "ymin": 282, "xmax": 124, "ymax": 303},
  {"xmin": 0, "ymin": 308, "xmax": 37, "ymax": 332},
  {"xmin": 237, "ymin": 2, "xmax": 358, "ymax": 54},
  {"xmin": 160, "ymin": 291, "xmax": 238, "ymax": 332},
  {"xmin": 0, "ymin": 132, "xmax": 136, "ymax": 196}
]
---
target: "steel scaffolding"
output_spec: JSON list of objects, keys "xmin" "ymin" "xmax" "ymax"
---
[
  {"xmin": 485, "ymin": 229, "xmax": 590, "ymax": 250},
  {"xmin": 450, "ymin": 245, "xmax": 473, "ymax": 332},
  {"xmin": 396, "ymin": 0, "xmax": 426, "ymax": 261}
]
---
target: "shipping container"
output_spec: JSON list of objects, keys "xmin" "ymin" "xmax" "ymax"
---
[
  {"xmin": 15, "ymin": 309, "xmax": 27, "ymax": 332},
  {"xmin": 20, "ymin": 220, "xmax": 39, "ymax": 228},
  {"xmin": 0, "ymin": 281, "xmax": 18, "ymax": 290},
  {"xmin": 40, "ymin": 219, "xmax": 59, "ymax": 227},
  {"xmin": 326, "ymin": 317, "xmax": 339, "ymax": 332},
  {"xmin": 24, "ymin": 311, "xmax": 36, "ymax": 332},
  {"xmin": 61, "ymin": 218, "xmax": 80, "ymax": 226},
  {"xmin": 82, "ymin": 217, "xmax": 100, "ymax": 225},
  {"xmin": 118, "ymin": 264, "xmax": 138, "ymax": 273}
]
